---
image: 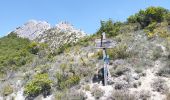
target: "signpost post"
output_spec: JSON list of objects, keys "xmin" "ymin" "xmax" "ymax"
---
[{"xmin": 95, "ymin": 32, "xmax": 112, "ymax": 86}]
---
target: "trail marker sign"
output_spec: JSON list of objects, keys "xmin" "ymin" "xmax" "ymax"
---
[{"xmin": 95, "ymin": 32, "xmax": 113, "ymax": 86}]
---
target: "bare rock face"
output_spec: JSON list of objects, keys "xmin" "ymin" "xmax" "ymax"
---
[
  {"xmin": 37, "ymin": 21, "xmax": 86, "ymax": 50},
  {"xmin": 14, "ymin": 20, "xmax": 51, "ymax": 40}
]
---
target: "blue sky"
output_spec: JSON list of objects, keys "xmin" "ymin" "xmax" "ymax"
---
[{"xmin": 0, "ymin": 0, "xmax": 170, "ymax": 36}]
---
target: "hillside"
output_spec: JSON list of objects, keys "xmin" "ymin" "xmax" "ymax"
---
[{"xmin": 0, "ymin": 6, "xmax": 170, "ymax": 100}]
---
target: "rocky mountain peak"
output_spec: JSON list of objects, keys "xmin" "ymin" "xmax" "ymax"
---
[
  {"xmin": 37, "ymin": 21, "xmax": 86, "ymax": 50},
  {"xmin": 14, "ymin": 20, "xmax": 51, "ymax": 40},
  {"xmin": 56, "ymin": 21, "xmax": 74, "ymax": 31},
  {"xmin": 55, "ymin": 21, "xmax": 86, "ymax": 36}
]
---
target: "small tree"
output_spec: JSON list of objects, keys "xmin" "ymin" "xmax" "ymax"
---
[{"xmin": 24, "ymin": 73, "xmax": 52, "ymax": 98}]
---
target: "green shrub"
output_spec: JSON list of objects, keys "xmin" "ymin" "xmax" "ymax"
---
[
  {"xmin": 93, "ymin": 44, "xmax": 130, "ymax": 60},
  {"xmin": 55, "ymin": 90, "xmax": 86, "ymax": 100},
  {"xmin": 110, "ymin": 65, "xmax": 129, "ymax": 77},
  {"xmin": 55, "ymin": 43, "xmax": 72, "ymax": 54},
  {"xmin": 0, "ymin": 32, "xmax": 33, "ymax": 73},
  {"xmin": 127, "ymin": 6, "xmax": 169, "ymax": 28},
  {"xmin": 24, "ymin": 73, "xmax": 52, "ymax": 97},
  {"xmin": 56, "ymin": 72, "xmax": 80, "ymax": 90},
  {"xmin": 145, "ymin": 22, "xmax": 157, "ymax": 32},
  {"xmin": 27, "ymin": 42, "xmax": 40, "ymax": 54},
  {"xmin": 92, "ymin": 50, "xmax": 103, "ymax": 59},
  {"xmin": 165, "ymin": 13, "xmax": 170, "ymax": 25},
  {"xmin": 97, "ymin": 19, "xmax": 123, "ymax": 37},
  {"xmin": 108, "ymin": 44, "xmax": 129, "ymax": 60},
  {"xmin": 2, "ymin": 84, "xmax": 13, "ymax": 96}
]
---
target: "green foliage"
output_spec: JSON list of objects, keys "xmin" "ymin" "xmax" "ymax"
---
[
  {"xmin": 56, "ymin": 72, "xmax": 80, "ymax": 90},
  {"xmin": 108, "ymin": 44, "xmax": 129, "ymax": 60},
  {"xmin": 165, "ymin": 13, "xmax": 170, "ymax": 25},
  {"xmin": 76, "ymin": 35, "xmax": 94, "ymax": 47},
  {"xmin": 0, "ymin": 32, "xmax": 32, "ymax": 73},
  {"xmin": 97, "ymin": 19, "xmax": 123, "ymax": 37},
  {"xmin": 127, "ymin": 6, "xmax": 169, "ymax": 28},
  {"xmin": 110, "ymin": 65, "xmax": 129, "ymax": 77},
  {"xmin": 2, "ymin": 84, "xmax": 13, "ymax": 96},
  {"xmin": 93, "ymin": 44, "xmax": 130, "ymax": 60},
  {"xmin": 145, "ymin": 22, "xmax": 157, "ymax": 38},
  {"xmin": 55, "ymin": 43, "xmax": 72, "ymax": 55},
  {"xmin": 27, "ymin": 42, "xmax": 39, "ymax": 54},
  {"xmin": 145, "ymin": 22, "xmax": 157, "ymax": 32},
  {"xmin": 55, "ymin": 90, "xmax": 85, "ymax": 100},
  {"xmin": 24, "ymin": 73, "xmax": 52, "ymax": 97}
]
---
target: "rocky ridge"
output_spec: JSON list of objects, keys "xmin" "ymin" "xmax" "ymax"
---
[
  {"xmin": 14, "ymin": 20, "xmax": 51, "ymax": 40},
  {"xmin": 37, "ymin": 21, "xmax": 86, "ymax": 50}
]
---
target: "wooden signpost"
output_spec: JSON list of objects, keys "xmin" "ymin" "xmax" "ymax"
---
[{"xmin": 95, "ymin": 32, "xmax": 112, "ymax": 86}]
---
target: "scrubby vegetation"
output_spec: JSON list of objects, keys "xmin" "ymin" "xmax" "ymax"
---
[
  {"xmin": 0, "ymin": 33, "xmax": 48, "ymax": 75},
  {"xmin": 56, "ymin": 72, "xmax": 80, "ymax": 90},
  {"xmin": 1, "ymin": 84, "xmax": 13, "ymax": 96},
  {"xmin": 0, "ymin": 33, "xmax": 32, "ymax": 73},
  {"xmin": 151, "ymin": 78, "xmax": 168, "ymax": 94},
  {"xmin": 91, "ymin": 85, "xmax": 104, "ymax": 99},
  {"xmin": 93, "ymin": 44, "xmax": 130, "ymax": 60},
  {"xmin": 1, "ymin": 6, "xmax": 170, "ymax": 100},
  {"xmin": 127, "ymin": 6, "xmax": 169, "ymax": 28},
  {"xmin": 97, "ymin": 20, "xmax": 123, "ymax": 37},
  {"xmin": 24, "ymin": 73, "xmax": 52, "ymax": 98},
  {"xmin": 96, "ymin": 7, "xmax": 170, "ymax": 39},
  {"xmin": 110, "ymin": 90, "xmax": 136, "ymax": 100}
]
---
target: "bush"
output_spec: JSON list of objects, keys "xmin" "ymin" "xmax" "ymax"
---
[
  {"xmin": 93, "ymin": 44, "xmax": 130, "ymax": 60},
  {"xmin": 55, "ymin": 43, "xmax": 72, "ymax": 55},
  {"xmin": 27, "ymin": 42, "xmax": 40, "ymax": 54},
  {"xmin": 127, "ymin": 6, "xmax": 168, "ymax": 28},
  {"xmin": 109, "ymin": 90, "xmax": 136, "ymax": 100},
  {"xmin": 97, "ymin": 19, "xmax": 123, "ymax": 37},
  {"xmin": 145, "ymin": 22, "xmax": 157, "ymax": 32},
  {"xmin": 91, "ymin": 85, "xmax": 104, "ymax": 99},
  {"xmin": 55, "ymin": 90, "xmax": 86, "ymax": 100},
  {"xmin": 152, "ymin": 46, "xmax": 163, "ymax": 60},
  {"xmin": 165, "ymin": 13, "xmax": 170, "ymax": 25},
  {"xmin": 56, "ymin": 72, "xmax": 80, "ymax": 90},
  {"xmin": 84, "ymin": 84, "xmax": 90, "ymax": 91},
  {"xmin": 108, "ymin": 44, "xmax": 130, "ymax": 60},
  {"xmin": 151, "ymin": 78, "xmax": 168, "ymax": 94},
  {"xmin": 157, "ymin": 61, "xmax": 170, "ymax": 77},
  {"xmin": 2, "ymin": 84, "xmax": 13, "ymax": 96},
  {"xmin": 110, "ymin": 65, "xmax": 130, "ymax": 77},
  {"xmin": 0, "ymin": 32, "xmax": 33, "ymax": 73},
  {"xmin": 24, "ymin": 73, "xmax": 52, "ymax": 98}
]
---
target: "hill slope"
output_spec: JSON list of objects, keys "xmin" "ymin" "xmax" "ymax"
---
[{"xmin": 0, "ymin": 6, "xmax": 170, "ymax": 100}]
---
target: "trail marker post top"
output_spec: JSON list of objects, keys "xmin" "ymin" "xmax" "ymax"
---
[{"xmin": 95, "ymin": 33, "xmax": 112, "ymax": 49}]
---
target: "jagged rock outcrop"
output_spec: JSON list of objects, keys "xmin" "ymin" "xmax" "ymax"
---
[
  {"xmin": 14, "ymin": 20, "xmax": 51, "ymax": 40},
  {"xmin": 37, "ymin": 21, "xmax": 86, "ymax": 50}
]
